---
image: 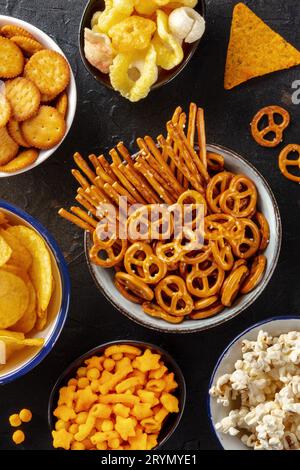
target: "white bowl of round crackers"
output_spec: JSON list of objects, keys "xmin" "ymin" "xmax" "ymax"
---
[{"xmin": 0, "ymin": 15, "xmax": 77, "ymax": 178}]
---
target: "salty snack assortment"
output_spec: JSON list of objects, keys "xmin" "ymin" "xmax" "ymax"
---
[
  {"xmin": 0, "ymin": 23, "xmax": 70, "ymax": 173},
  {"xmin": 210, "ymin": 330, "xmax": 300, "ymax": 451},
  {"xmin": 84, "ymin": 0, "xmax": 205, "ymax": 101},
  {"xmin": 59, "ymin": 103, "xmax": 270, "ymax": 325},
  {"xmin": 52, "ymin": 344, "xmax": 180, "ymax": 450},
  {"xmin": 0, "ymin": 209, "xmax": 54, "ymax": 365}
]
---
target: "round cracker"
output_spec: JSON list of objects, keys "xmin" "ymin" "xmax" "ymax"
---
[
  {"xmin": 1, "ymin": 25, "xmax": 35, "ymax": 40},
  {"xmin": 56, "ymin": 92, "xmax": 68, "ymax": 118},
  {"xmin": 7, "ymin": 119, "xmax": 30, "ymax": 147},
  {"xmin": 0, "ymin": 94, "xmax": 11, "ymax": 128},
  {"xmin": 0, "ymin": 148, "xmax": 39, "ymax": 173},
  {"xmin": 41, "ymin": 91, "xmax": 59, "ymax": 103},
  {"xmin": 0, "ymin": 37, "xmax": 24, "ymax": 78},
  {"xmin": 24, "ymin": 50, "xmax": 70, "ymax": 96},
  {"xmin": 11, "ymin": 36, "xmax": 44, "ymax": 56},
  {"xmin": 0, "ymin": 126, "xmax": 19, "ymax": 164},
  {"xmin": 0, "ymin": 270, "xmax": 29, "ymax": 328},
  {"xmin": 21, "ymin": 106, "xmax": 66, "ymax": 150},
  {"xmin": 5, "ymin": 77, "xmax": 41, "ymax": 122}
]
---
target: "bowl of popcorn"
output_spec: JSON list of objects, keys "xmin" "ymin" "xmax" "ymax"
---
[
  {"xmin": 0, "ymin": 200, "xmax": 70, "ymax": 384},
  {"xmin": 209, "ymin": 317, "xmax": 300, "ymax": 451},
  {"xmin": 48, "ymin": 340, "xmax": 186, "ymax": 450},
  {"xmin": 79, "ymin": 0, "xmax": 206, "ymax": 102},
  {"xmin": 0, "ymin": 15, "xmax": 77, "ymax": 177}
]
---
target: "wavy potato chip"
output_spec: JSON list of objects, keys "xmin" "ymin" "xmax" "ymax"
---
[
  {"xmin": 152, "ymin": 10, "xmax": 183, "ymax": 70},
  {"xmin": 11, "ymin": 280, "xmax": 37, "ymax": 334},
  {"xmin": 96, "ymin": 0, "xmax": 134, "ymax": 34},
  {"xmin": 0, "ymin": 229, "xmax": 32, "ymax": 271},
  {"xmin": 6, "ymin": 225, "xmax": 53, "ymax": 314},
  {"xmin": 0, "ymin": 270, "xmax": 29, "ymax": 328},
  {"xmin": 0, "ymin": 234, "xmax": 12, "ymax": 266},
  {"xmin": 110, "ymin": 45, "xmax": 158, "ymax": 102}
]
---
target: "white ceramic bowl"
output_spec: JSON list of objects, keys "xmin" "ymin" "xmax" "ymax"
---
[
  {"xmin": 85, "ymin": 144, "xmax": 282, "ymax": 334},
  {"xmin": 0, "ymin": 15, "xmax": 77, "ymax": 178},
  {"xmin": 0, "ymin": 200, "xmax": 70, "ymax": 384},
  {"xmin": 208, "ymin": 317, "xmax": 300, "ymax": 450}
]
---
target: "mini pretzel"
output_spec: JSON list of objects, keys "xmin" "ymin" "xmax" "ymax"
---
[
  {"xmin": 204, "ymin": 214, "xmax": 241, "ymax": 241},
  {"xmin": 127, "ymin": 205, "xmax": 173, "ymax": 242},
  {"xmin": 124, "ymin": 242, "xmax": 167, "ymax": 284},
  {"xmin": 240, "ymin": 255, "xmax": 267, "ymax": 294},
  {"xmin": 219, "ymin": 175, "xmax": 257, "ymax": 218},
  {"xmin": 231, "ymin": 218, "xmax": 261, "ymax": 259},
  {"xmin": 186, "ymin": 259, "xmax": 225, "ymax": 298},
  {"xmin": 210, "ymin": 237, "xmax": 234, "ymax": 271},
  {"xmin": 155, "ymin": 240, "xmax": 183, "ymax": 265},
  {"xmin": 90, "ymin": 239, "xmax": 127, "ymax": 268},
  {"xmin": 207, "ymin": 152, "xmax": 224, "ymax": 172},
  {"xmin": 181, "ymin": 238, "xmax": 211, "ymax": 265},
  {"xmin": 278, "ymin": 144, "xmax": 300, "ymax": 183},
  {"xmin": 251, "ymin": 106, "xmax": 290, "ymax": 148},
  {"xmin": 221, "ymin": 265, "xmax": 249, "ymax": 307},
  {"xmin": 190, "ymin": 302, "xmax": 224, "ymax": 320},
  {"xmin": 206, "ymin": 172, "xmax": 234, "ymax": 214},
  {"xmin": 155, "ymin": 275, "xmax": 194, "ymax": 317},
  {"xmin": 142, "ymin": 302, "xmax": 184, "ymax": 324},
  {"xmin": 194, "ymin": 295, "xmax": 219, "ymax": 311},
  {"xmin": 115, "ymin": 272, "xmax": 154, "ymax": 302},
  {"xmin": 177, "ymin": 189, "xmax": 208, "ymax": 218},
  {"xmin": 254, "ymin": 212, "xmax": 270, "ymax": 251}
]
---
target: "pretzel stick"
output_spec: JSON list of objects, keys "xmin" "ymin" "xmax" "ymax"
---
[
  {"xmin": 197, "ymin": 107, "xmax": 208, "ymax": 171},
  {"xmin": 98, "ymin": 155, "xmax": 117, "ymax": 182},
  {"xmin": 78, "ymin": 188, "xmax": 99, "ymax": 208},
  {"xmin": 71, "ymin": 206, "xmax": 98, "ymax": 228},
  {"xmin": 109, "ymin": 148, "xmax": 123, "ymax": 166},
  {"xmin": 116, "ymin": 142, "xmax": 134, "ymax": 166},
  {"xmin": 122, "ymin": 164, "xmax": 159, "ymax": 204},
  {"xmin": 112, "ymin": 181, "xmax": 137, "ymax": 205},
  {"xmin": 96, "ymin": 165, "xmax": 115, "ymax": 185},
  {"xmin": 58, "ymin": 209, "xmax": 94, "ymax": 232},
  {"xmin": 134, "ymin": 160, "xmax": 175, "ymax": 204},
  {"xmin": 111, "ymin": 163, "xmax": 146, "ymax": 204},
  {"xmin": 145, "ymin": 154, "xmax": 180, "ymax": 199},
  {"xmin": 73, "ymin": 152, "xmax": 97, "ymax": 184},
  {"xmin": 91, "ymin": 184, "xmax": 114, "ymax": 206},
  {"xmin": 89, "ymin": 154, "xmax": 100, "ymax": 170},
  {"xmin": 188, "ymin": 103, "xmax": 197, "ymax": 148},
  {"xmin": 136, "ymin": 154, "xmax": 176, "ymax": 200},
  {"xmin": 75, "ymin": 194, "xmax": 97, "ymax": 217},
  {"xmin": 176, "ymin": 124, "xmax": 209, "ymax": 183},
  {"xmin": 71, "ymin": 169, "xmax": 90, "ymax": 190},
  {"xmin": 175, "ymin": 113, "xmax": 188, "ymax": 187},
  {"xmin": 103, "ymin": 183, "xmax": 125, "ymax": 207}
]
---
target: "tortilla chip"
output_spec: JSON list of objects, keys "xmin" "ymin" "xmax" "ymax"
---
[{"xmin": 224, "ymin": 3, "xmax": 300, "ymax": 89}]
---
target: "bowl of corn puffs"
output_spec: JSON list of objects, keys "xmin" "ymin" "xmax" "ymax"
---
[
  {"xmin": 48, "ymin": 340, "xmax": 186, "ymax": 450},
  {"xmin": 79, "ymin": 0, "xmax": 206, "ymax": 102}
]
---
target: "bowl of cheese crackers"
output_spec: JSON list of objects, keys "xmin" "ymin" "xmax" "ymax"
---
[
  {"xmin": 0, "ymin": 15, "xmax": 77, "ymax": 177},
  {"xmin": 49, "ymin": 340, "xmax": 186, "ymax": 450},
  {"xmin": 0, "ymin": 200, "xmax": 70, "ymax": 384}
]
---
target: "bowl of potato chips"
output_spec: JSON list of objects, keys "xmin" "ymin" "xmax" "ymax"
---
[
  {"xmin": 0, "ymin": 200, "xmax": 70, "ymax": 384},
  {"xmin": 48, "ymin": 340, "xmax": 186, "ymax": 450},
  {"xmin": 0, "ymin": 15, "xmax": 77, "ymax": 177},
  {"xmin": 79, "ymin": 0, "xmax": 206, "ymax": 102}
]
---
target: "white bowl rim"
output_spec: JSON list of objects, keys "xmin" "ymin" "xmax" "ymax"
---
[
  {"xmin": 0, "ymin": 199, "xmax": 71, "ymax": 384},
  {"xmin": 207, "ymin": 315, "xmax": 300, "ymax": 449},
  {"xmin": 84, "ymin": 143, "xmax": 282, "ymax": 334},
  {"xmin": 0, "ymin": 14, "xmax": 77, "ymax": 178}
]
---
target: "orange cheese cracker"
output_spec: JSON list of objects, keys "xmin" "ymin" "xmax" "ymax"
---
[{"xmin": 224, "ymin": 3, "xmax": 300, "ymax": 90}]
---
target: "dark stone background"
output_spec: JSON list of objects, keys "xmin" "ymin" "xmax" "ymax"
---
[{"xmin": 0, "ymin": 0, "xmax": 300, "ymax": 451}]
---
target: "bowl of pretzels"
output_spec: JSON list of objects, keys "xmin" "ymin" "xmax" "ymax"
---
[{"xmin": 59, "ymin": 103, "xmax": 282, "ymax": 333}]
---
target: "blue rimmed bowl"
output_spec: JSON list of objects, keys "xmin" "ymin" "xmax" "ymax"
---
[
  {"xmin": 0, "ymin": 200, "xmax": 70, "ymax": 385},
  {"xmin": 208, "ymin": 316, "xmax": 300, "ymax": 450}
]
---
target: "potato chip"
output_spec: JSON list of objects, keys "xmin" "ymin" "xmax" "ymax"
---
[
  {"xmin": 96, "ymin": 0, "xmax": 134, "ymax": 34},
  {"xmin": 152, "ymin": 10, "xmax": 183, "ymax": 70},
  {"xmin": 0, "ymin": 229, "xmax": 32, "ymax": 271},
  {"xmin": 0, "ymin": 270, "xmax": 29, "ymax": 328},
  {"xmin": 0, "ymin": 126, "xmax": 19, "ymax": 165},
  {"xmin": 0, "ymin": 148, "xmax": 39, "ymax": 173},
  {"xmin": 0, "ymin": 93, "xmax": 11, "ymax": 129},
  {"xmin": 35, "ymin": 310, "xmax": 48, "ymax": 331},
  {"xmin": 0, "ymin": 211, "xmax": 8, "ymax": 226},
  {"xmin": 0, "ymin": 234, "xmax": 12, "ymax": 266},
  {"xmin": 224, "ymin": 3, "xmax": 300, "ymax": 89},
  {"xmin": 0, "ymin": 37, "xmax": 24, "ymax": 78},
  {"xmin": 11, "ymin": 36, "xmax": 44, "ymax": 56},
  {"xmin": 7, "ymin": 120, "xmax": 30, "ymax": 147},
  {"xmin": 10, "ymin": 280, "xmax": 37, "ymax": 334},
  {"xmin": 5, "ymin": 77, "xmax": 41, "ymax": 122},
  {"xmin": 110, "ymin": 45, "xmax": 158, "ymax": 102},
  {"xmin": 25, "ymin": 50, "xmax": 70, "ymax": 97},
  {"xmin": 0, "ymin": 333, "xmax": 44, "ymax": 361},
  {"xmin": 6, "ymin": 225, "xmax": 53, "ymax": 313},
  {"xmin": 109, "ymin": 16, "xmax": 156, "ymax": 52}
]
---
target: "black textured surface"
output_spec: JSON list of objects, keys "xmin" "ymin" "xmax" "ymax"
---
[{"xmin": 0, "ymin": 0, "xmax": 300, "ymax": 451}]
